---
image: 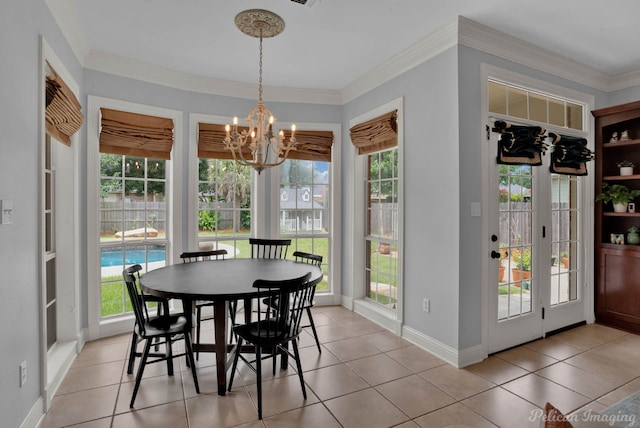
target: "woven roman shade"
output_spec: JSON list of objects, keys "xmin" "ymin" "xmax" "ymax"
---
[
  {"xmin": 198, "ymin": 123, "xmax": 333, "ymax": 162},
  {"xmin": 100, "ymin": 108, "xmax": 174, "ymax": 160},
  {"xmin": 198, "ymin": 123, "xmax": 250, "ymax": 160},
  {"xmin": 349, "ymin": 110, "xmax": 397, "ymax": 155},
  {"xmin": 45, "ymin": 62, "xmax": 83, "ymax": 146}
]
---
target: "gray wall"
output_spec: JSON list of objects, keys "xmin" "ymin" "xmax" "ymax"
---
[{"xmin": 1, "ymin": 1, "xmax": 83, "ymax": 426}]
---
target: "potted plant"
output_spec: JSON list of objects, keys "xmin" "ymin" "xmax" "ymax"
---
[
  {"xmin": 498, "ymin": 244, "xmax": 508, "ymax": 282},
  {"xmin": 628, "ymin": 226, "xmax": 640, "ymax": 245},
  {"xmin": 617, "ymin": 160, "xmax": 635, "ymax": 176},
  {"xmin": 560, "ymin": 252, "xmax": 569, "ymax": 268},
  {"xmin": 596, "ymin": 182, "xmax": 640, "ymax": 213},
  {"xmin": 511, "ymin": 248, "xmax": 531, "ymax": 286}
]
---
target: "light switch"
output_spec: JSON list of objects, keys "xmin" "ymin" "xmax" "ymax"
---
[
  {"xmin": 470, "ymin": 202, "xmax": 481, "ymax": 217},
  {"xmin": 1, "ymin": 200, "xmax": 13, "ymax": 224}
]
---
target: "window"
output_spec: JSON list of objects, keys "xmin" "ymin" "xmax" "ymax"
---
[
  {"xmin": 279, "ymin": 159, "xmax": 331, "ymax": 291},
  {"xmin": 197, "ymin": 159, "xmax": 252, "ymax": 255},
  {"xmin": 365, "ymin": 149, "xmax": 399, "ymax": 308},
  {"xmin": 99, "ymin": 154, "xmax": 168, "ymax": 317}
]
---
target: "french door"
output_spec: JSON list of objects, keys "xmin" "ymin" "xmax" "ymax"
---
[{"xmin": 488, "ymin": 122, "xmax": 586, "ymax": 353}]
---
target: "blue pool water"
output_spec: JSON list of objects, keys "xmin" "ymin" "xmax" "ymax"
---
[{"xmin": 101, "ymin": 247, "xmax": 166, "ymax": 267}]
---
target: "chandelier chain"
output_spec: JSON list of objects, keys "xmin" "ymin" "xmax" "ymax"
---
[{"xmin": 258, "ymin": 30, "xmax": 263, "ymax": 102}]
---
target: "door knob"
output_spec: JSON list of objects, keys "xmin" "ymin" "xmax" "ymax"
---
[{"xmin": 491, "ymin": 250, "xmax": 501, "ymax": 259}]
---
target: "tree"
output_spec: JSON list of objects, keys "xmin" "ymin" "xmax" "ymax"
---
[
  {"xmin": 369, "ymin": 149, "xmax": 398, "ymax": 202},
  {"xmin": 100, "ymin": 154, "xmax": 166, "ymax": 197},
  {"xmin": 199, "ymin": 159, "xmax": 251, "ymax": 232}
]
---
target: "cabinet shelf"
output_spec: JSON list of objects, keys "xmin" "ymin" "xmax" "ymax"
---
[
  {"xmin": 602, "ymin": 212, "xmax": 640, "ymax": 217},
  {"xmin": 603, "ymin": 174, "xmax": 640, "ymax": 180},
  {"xmin": 603, "ymin": 138, "xmax": 640, "ymax": 148}
]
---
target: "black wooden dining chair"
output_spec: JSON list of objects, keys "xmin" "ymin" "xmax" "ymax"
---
[
  {"xmin": 249, "ymin": 238, "xmax": 292, "ymax": 259},
  {"xmin": 125, "ymin": 265, "xmax": 170, "ymax": 374},
  {"xmin": 123, "ymin": 264, "xmax": 199, "ymax": 408},
  {"xmin": 292, "ymin": 251, "xmax": 323, "ymax": 352},
  {"xmin": 227, "ymin": 271, "xmax": 313, "ymax": 419},
  {"xmin": 179, "ymin": 249, "xmax": 227, "ymax": 359}
]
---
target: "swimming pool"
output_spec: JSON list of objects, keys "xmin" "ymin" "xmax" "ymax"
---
[{"xmin": 101, "ymin": 247, "xmax": 166, "ymax": 267}]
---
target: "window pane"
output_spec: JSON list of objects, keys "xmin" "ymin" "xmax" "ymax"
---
[
  {"xmin": 567, "ymin": 102, "xmax": 583, "ymax": 130},
  {"xmin": 529, "ymin": 93, "xmax": 547, "ymax": 123},
  {"xmin": 507, "ymin": 87, "xmax": 528, "ymax": 119},
  {"xmin": 488, "ymin": 81, "xmax": 507, "ymax": 115},
  {"xmin": 549, "ymin": 98, "xmax": 565, "ymax": 127}
]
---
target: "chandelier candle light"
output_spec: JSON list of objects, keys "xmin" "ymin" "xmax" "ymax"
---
[{"xmin": 224, "ymin": 9, "xmax": 297, "ymax": 174}]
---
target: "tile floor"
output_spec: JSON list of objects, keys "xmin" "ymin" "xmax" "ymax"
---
[{"xmin": 39, "ymin": 306, "xmax": 640, "ymax": 427}]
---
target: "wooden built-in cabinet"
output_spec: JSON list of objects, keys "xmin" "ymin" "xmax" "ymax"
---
[{"xmin": 593, "ymin": 100, "xmax": 640, "ymax": 333}]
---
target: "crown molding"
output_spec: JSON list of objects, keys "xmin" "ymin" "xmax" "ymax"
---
[
  {"xmin": 84, "ymin": 50, "xmax": 342, "ymax": 105},
  {"xmin": 457, "ymin": 16, "xmax": 611, "ymax": 92},
  {"xmin": 45, "ymin": 0, "xmax": 91, "ymax": 63},
  {"xmin": 610, "ymin": 69, "xmax": 640, "ymax": 92},
  {"xmin": 340, "ymin": 19, "xmax": 459, "ymax": 103}
]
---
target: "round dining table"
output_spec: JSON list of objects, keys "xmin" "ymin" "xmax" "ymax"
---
[{"xmin": 140, "ymin": 258, "xmax": 323, "ymax": 395}]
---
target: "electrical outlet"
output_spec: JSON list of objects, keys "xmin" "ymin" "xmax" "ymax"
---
[
  {"xmin": 20, "ymin": 360, "xmax": 27, "ymax": 387},
  {"xmin": 422, "ymin": 298, "xmax": 430, "ymax": 313}
]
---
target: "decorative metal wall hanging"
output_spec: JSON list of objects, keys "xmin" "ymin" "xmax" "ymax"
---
[
  {"xmin": 493, "ymin": 120, "xmax": 548, "ymax": 166},
  {"xmin": 548, "ymin": 133, "xmax": 594, "ymax": 176}
]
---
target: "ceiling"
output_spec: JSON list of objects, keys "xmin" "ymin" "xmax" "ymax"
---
[{"xmin": 55, "ymin": 0, "xmax": 640, "ymax": 92}]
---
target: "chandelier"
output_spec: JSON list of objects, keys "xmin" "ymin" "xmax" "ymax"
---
[{"xmin": 224, "ymin": 9, "xmax": 297, "ymax": 174}]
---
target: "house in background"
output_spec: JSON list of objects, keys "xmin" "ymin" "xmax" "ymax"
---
[{"xmin": 279, "ymin": 187, "xmax": 326, "ymax": 232}]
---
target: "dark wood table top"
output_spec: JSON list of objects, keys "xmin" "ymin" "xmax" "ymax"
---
[{"xmin": 140, "ymin": 258, "xmax": 322, "ymax": 301}]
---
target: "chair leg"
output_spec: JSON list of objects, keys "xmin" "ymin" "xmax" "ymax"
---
[
  {"xmin": 256, "ymin": 345, "xmax": 263, "ymax": 420},
  {"xmin": 227, "ymin": 337, "xmax": 243, "ymax": 392},
  {"xmin": 130, "ymin": 339, "xmax": 152, "ymax": 408},
  {"xmin": 183, "ymin": 331, "xmax": 200, "ymax": 393},
  {"xmin": 291, "ymin": 339, "xmax": 307, "ymax": 400},
  {"xmin": 228, "ymin": 300, "xmax": 237, "ymax": 344},
  {"xmin": 306, "ymin": 307, "xmax": 322, "ymax": 353},
  {"xmin": 127, "ymin": 332, "xmax": 138, "ymax": 374}
]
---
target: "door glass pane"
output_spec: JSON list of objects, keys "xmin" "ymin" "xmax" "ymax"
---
[
  {"xmin": 551, "ymin": 175, "xmax": 579, "ymax": 304},
  {"xmin": 498, "ymin": 164, "xmax": 533, "ymax": 319}
]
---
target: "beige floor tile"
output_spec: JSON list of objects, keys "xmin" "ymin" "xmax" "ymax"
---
[
  {"xmin": 420, "ymin": 363, "xmax": 495, "ymax": 400},
  {"xmin": 346, "ymin": 353, "xmax": 413, "ymax": 385},
  {"xmin": 116, "ymin": 374, "xmax": 187, "ymax": 413},
  {"xmin": 462, "ymin": 387, "xmax": 541, "ymax": 427},
  {"xmin": 315, "ymin": 323, "xmax": 358, "ymax": 343},
  {"xmin": 375, "ymin": 374, "xmax": 456, "ymax": 418},
  {"xmin": 244, "ymin": 375, "xmax": 320, "ymax": 419},
  {"xmin": 66, "ymin": 418, "xmax": 114, "ymax": 428},
  {"xmin": 185, "ymin": 388, "xmax": 258, "ymax": 427},
  {"xmin": 296, "ymin": 343, "xmax": 342, "ymax": 371},
  {"xmin": 323, "ymin": 336, "xmax": 382, "ymax": 361},
  {"xmin": 263, "ymin": 402, "xmax": 342, "ymax": 427},
  {"xmin": 72, "ymin": 340, "xmax": 129, "ymax": 367},
  {"xmin": 339, "ymin": 318, "xmax": 386, "ymax": 335},
  {"xmin": 303, "ymin": 364, "xmax": 370, "ymax": 400},
  {"xmin": 596, "ymin": 377, "xmax": 640, "ymax": 407},
  {"xmin": 535, "ymin": 362, "xmax": 619, "ymax": 399},
  {"xmin": 551, "ymin": 324, "xmax": 627, "ymax": 350},
  {"xmin": 564, "ymin": 351, "xmax": 640, "ymax": 386},
  {"xmin": 112, "ymin": 400, "xmax": 188, "ymax": 428},
  {"xmin": 57, "ymin": 360, "xmax": 125, "ymax": 394},
  {"xmin": 494, "ymin": 345, "xmax": 558, "ymax": 371},
  {"xmin": 324, "ymin": 388, "xmax": 410, "ymax": 428},
  {"xmin": 524, "ymin": 337, "xmax": 584, "ymax": 360},
  {"xmin": 39, "ymin": 385, "xmax": 119, "ymax": 427},
  {"xmin": 464, "ymin": 355, "xmax": 530, "ymax": 385},
  {"xmin": 386, "ymin": 345, "xmax": 447, "ymax": 372},
  {"xmin": 360, "ymin": 330, "xmax": 412, "ymax": 352},
  {"xmin": 502, "ymin": 373, "xmax": 591, "ymax": 415},
  {"xmin": 394, "ymin": 421, "xmax": 421, "ymax": 428},
  {"xmin": 413, "ymin": 402, "xmax": 497, "ymax": 428}
]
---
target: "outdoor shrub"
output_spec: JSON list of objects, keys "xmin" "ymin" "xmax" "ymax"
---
[{"xmin": 198, "ymin": 210, "xmax": 217, "ymax": 231}]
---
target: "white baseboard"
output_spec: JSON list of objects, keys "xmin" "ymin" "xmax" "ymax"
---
[
  {"xmin": 20, "ymin": 397, "xmax": 44, "ymax": 428},
  {"xmin": 402, "ymin": 326, "xmax": 487, "ymax": 368}
]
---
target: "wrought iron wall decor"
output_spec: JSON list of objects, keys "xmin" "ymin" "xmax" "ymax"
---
[
  {"xmin": 548, "ymin": 133, "xmax": 594, "ymax": 176},
  {"xmin": 493, "ymin": 120, "xmax": 548, "ymax": 166},
  {"xmin": 491, "ymin": 121, "xmax": 593, "ymax": 176}
]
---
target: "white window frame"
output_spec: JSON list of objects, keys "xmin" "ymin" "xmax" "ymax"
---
[
  {"xmin": 271, "ymin": 121, "xmax": 342, "ymax": 305},
  {"xmin": 87, "ymin": 96, "xmax": 184, "ymax": 340},
  {"xmin": 350, "ymin": 98, "xmax": 404, "ymax": 334}
]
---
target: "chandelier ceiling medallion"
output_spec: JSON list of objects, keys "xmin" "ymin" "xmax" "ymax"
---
[{"xmin": 224, "ymin": 9, "xmax": 297, "ymax": 174}]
